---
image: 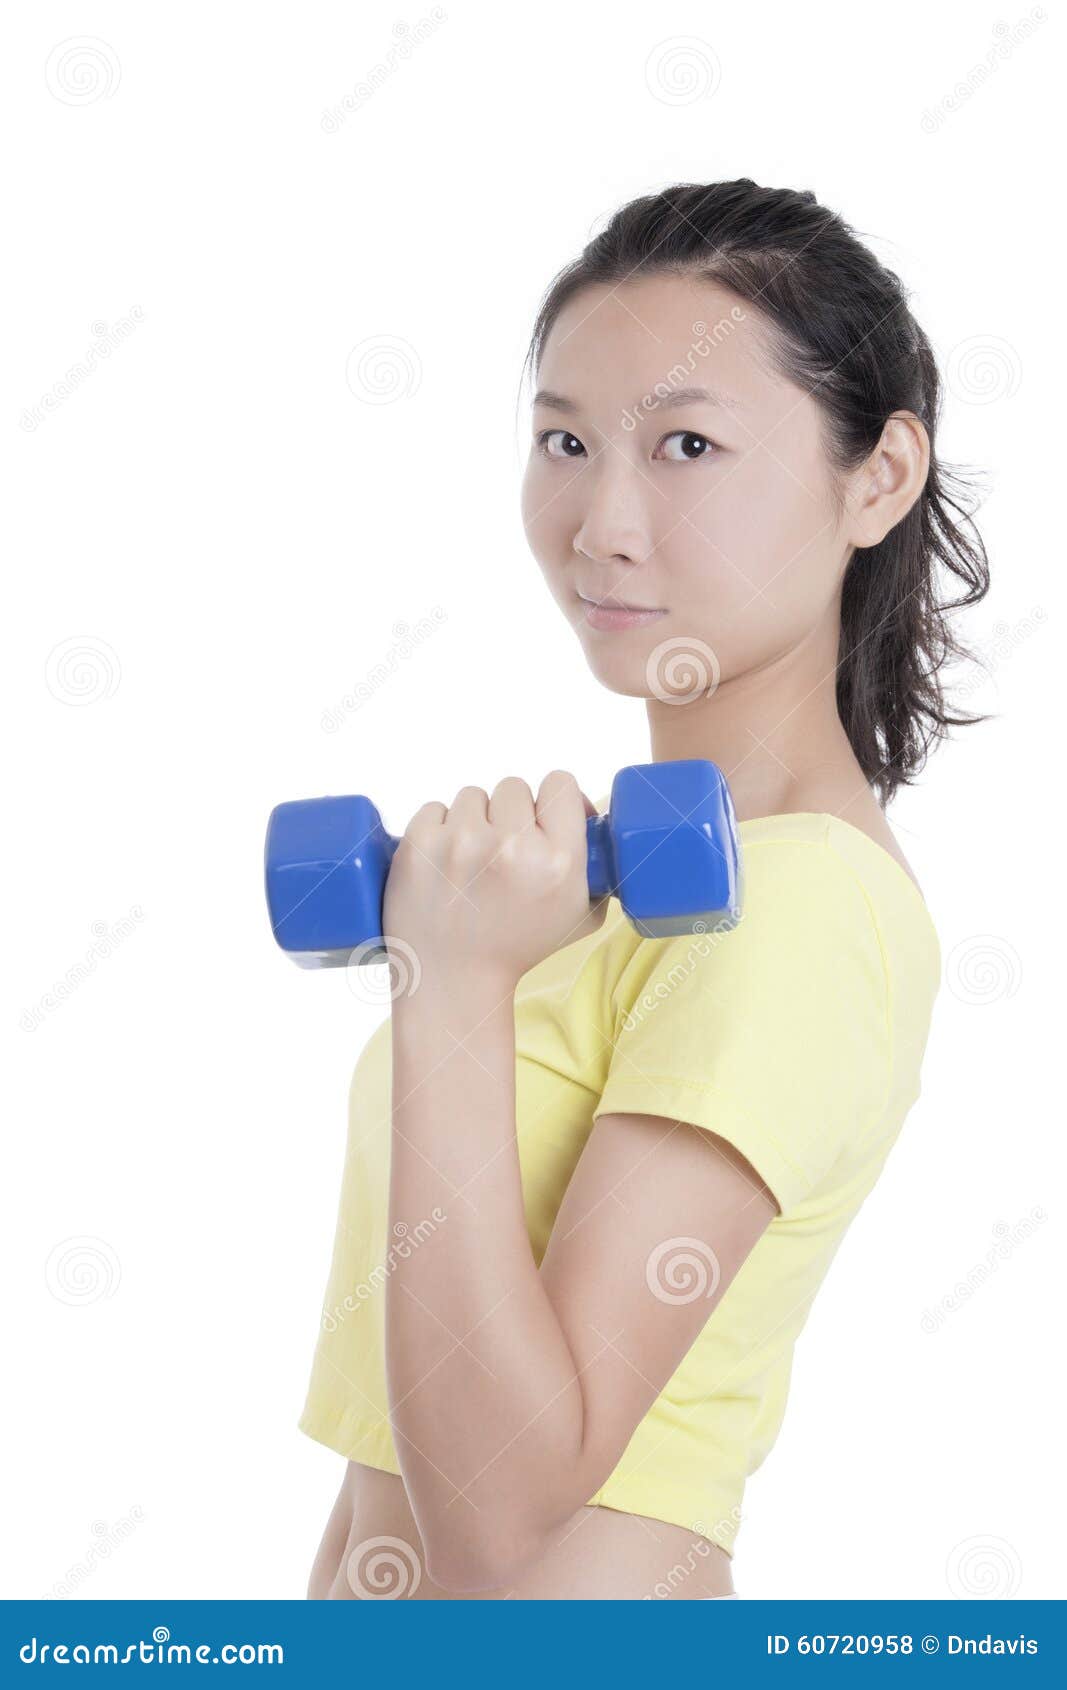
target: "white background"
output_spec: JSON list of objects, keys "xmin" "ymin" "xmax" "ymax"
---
[{"xmin": 3, "ymin": 0, "xmax": 1061, "ymax": 1601}]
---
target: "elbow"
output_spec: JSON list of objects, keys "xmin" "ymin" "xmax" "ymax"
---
[
  {"xmin": 422, "ymin": 1454, "xmax": 599, "ymax": 1591},
  {"xmin": 424, "ymin": 1553, "xmax": 506, "ymax": 1597},
  {"xmin": 423, "ymin": 1519, "xmax": 548, "ymax": 1596}
]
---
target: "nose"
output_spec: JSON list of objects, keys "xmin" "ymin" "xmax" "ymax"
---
[{"xmin": 572, "ymin": 450, "xmax": 654, "ymax": 571}]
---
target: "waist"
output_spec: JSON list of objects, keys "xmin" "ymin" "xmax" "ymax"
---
[{"xmin": 313, "ymin": 1461, "xmax": 735, "ymax": 1600}]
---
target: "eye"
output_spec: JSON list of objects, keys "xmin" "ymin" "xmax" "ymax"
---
[
  {"xmin": 656, "ymin": 430, "xmax": 720, "ymax": 462},
  {"xmin": 536, "ymin": 429, "xmax": 586, "ymax": 460}
]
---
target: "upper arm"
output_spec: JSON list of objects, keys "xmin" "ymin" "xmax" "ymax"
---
[
  {"xmin": 537, "ymin": 1108, "xmax": 778, "ymax": 1505},
  {"xmin": 590, "ymin": 836, "xmax": 890, "ymax": 1215},
  {"xmin": 536, "ymin": 837, "xmax": 888, "ymax": 1511}
]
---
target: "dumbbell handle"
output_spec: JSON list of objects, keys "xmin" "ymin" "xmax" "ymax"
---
[
  {"xmin": 332, "ymin": 811, "xmax": 615, "ymax": 902},
  {"xmin": 371, "ymin": 813, "xmax": 616, "ymax": 897},
  {"xmin": 584, "ymin": 814, "xmax": 615, "ymax": 901}
]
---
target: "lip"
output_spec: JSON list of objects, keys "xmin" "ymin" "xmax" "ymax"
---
[{"xmin": 577, "ymin": 591, "xmax": 668, "ymax": 631}]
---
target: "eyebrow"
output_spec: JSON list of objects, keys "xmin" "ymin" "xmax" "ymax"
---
[{"xmin": 532, "ymin": 385, "xmax": 746, "ymax": 414}]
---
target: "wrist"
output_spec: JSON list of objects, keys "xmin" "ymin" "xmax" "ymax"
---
[{"xmin": 391, "ymin": 965, "xmax": 516, "ymax": 1040}]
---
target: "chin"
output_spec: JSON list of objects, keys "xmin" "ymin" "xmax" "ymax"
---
[{"xmin": 579, "ymin": 647, "xmax": 657, "ymax": 698}]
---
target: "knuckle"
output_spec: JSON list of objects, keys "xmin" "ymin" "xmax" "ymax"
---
[
  {"xmin": 546, "ymin": 844, "xmax": 573, "ymax": 883},
  {"xmin": 448, "ymin": 826, "xmax": 488, "ymax": 866},
  {"xmin": 495, "ymin": 830, "xmax": 527, "ymax": 867}
]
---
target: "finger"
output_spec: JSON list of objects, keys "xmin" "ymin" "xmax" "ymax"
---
[
  {"xmin": 535, "ymin": 769, "xmax": 586, "ymax": 847},
  {"xmin": 488, "ymin": 776, "xmax": 535, "ymax": 835},
  {"xmin": 447, "ymin": 785, "xmax": 490, "ymax": 827},
  {"xmin": 405, "ymin": 799, "xmax": 447, "ymax": 838}
]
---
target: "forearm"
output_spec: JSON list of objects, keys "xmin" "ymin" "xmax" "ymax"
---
[{"xmin": 385, "ymin": 972, "xmax": 586, "ymax": 1588}]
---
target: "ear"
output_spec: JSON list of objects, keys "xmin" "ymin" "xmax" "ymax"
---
[{"xmin": 844, "ymin": 411, "xmax": 930, "ymax": 550}]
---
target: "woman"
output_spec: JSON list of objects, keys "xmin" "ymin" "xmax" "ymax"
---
[{"xmin": 299, "ymin": 180, "xmax": 989, "ymax": 1600}]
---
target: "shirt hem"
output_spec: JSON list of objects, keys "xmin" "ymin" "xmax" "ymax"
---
[
  {"xmin": 593, "ymin": 1074, "xmax": 808, "ymax": 1214},
  {"xmin": 298, "ymin": 1402, "xmax": 736, "ymax": 1562}
]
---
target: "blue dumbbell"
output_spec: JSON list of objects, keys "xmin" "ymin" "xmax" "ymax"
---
[{"xmin": 264, "ymin": 758, "xmax": 743, "ymax": 968}]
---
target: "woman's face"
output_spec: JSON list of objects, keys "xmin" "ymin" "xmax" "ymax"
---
[{"xmin": 520, "ymin": 274, "xmax": 854, "ymax": 701}]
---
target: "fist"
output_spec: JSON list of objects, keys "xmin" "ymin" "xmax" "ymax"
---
[{"xmin": 381, "ymin": 770, "xmax": 608, "ymax": 987}]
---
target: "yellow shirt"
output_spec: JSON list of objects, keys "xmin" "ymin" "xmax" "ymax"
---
[{"xmin": 299, "ymin": 809, "xmax": 941, "ymax": 1560}]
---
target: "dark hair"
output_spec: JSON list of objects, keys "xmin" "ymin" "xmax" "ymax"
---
[{"xmin": 521, "ymin": 180, "xmax": 991, "ymax": 808}]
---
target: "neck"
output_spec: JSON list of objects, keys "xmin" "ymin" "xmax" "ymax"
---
[{"xmin": 644, "ymin": 622, "xmax": 863, "ymax": 825}]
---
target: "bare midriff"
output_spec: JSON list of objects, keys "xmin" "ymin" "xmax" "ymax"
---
[{"xmin": 309, "ymin": 1461, "xmax": 735, "ymax": 1600}]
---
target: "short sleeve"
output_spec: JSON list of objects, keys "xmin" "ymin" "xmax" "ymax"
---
[{"xmin": 591, "ymin": 835, "xmax": 891, "ymax": 1213}]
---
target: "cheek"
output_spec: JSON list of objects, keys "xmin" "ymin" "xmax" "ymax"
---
[
  {"xmin": 650, "ymin": 472, "xmax": 842, "ymax": 677},
  {"xmin": 674, "ymin": 453, "xmax": 839, "ymax": 607},
  {"xmin": 521, "ymin": 465, "xmax": 575, "ymax": 587},
  {"xmin": 517, "ymin": 463, "xmax": 551, "ymax": 547},
  {"xmin": 520, "ymin": 459, "xmax": 557, "ymax": 541}
]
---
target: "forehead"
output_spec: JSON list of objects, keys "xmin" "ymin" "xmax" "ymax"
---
[{"xmin": 535, "ymin": 273, "xmax": 785, "ymax": 411}]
